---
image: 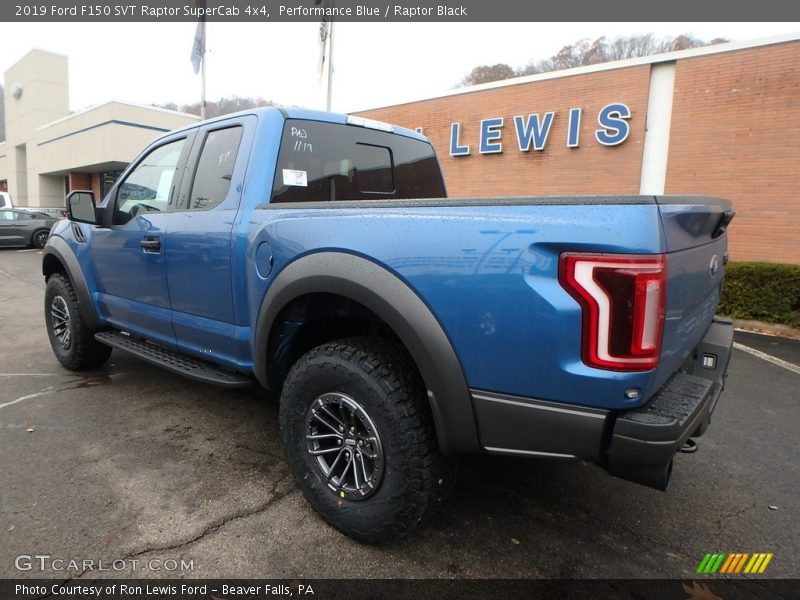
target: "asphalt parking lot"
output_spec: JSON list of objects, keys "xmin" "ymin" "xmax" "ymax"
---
[{"xmin": 1, "ymin": 247, "xmax": 798, "ymax": 579}]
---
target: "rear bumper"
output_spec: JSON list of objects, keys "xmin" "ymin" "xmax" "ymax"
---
[
  {"xmin": 471, "ymin": 317, "xmax": 733, "ymax": 490},
  {"xmin": 606, "ymin": 318, "xmax": 733, "ymax": 488}
]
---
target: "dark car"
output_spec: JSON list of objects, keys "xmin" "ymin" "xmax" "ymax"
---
[{"xmin": 0, "ymin": 209, "xmax": 58, "ymax": 249}]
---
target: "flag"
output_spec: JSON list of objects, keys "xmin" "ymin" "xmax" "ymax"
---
[
  {"xmin": 190, "ymin": 0, "xmax": 206, "ymax": 74},
  {"xmin": 318, "ymin": 19, "xmax": 329, "ymax": 77},
  {"xmin": 316, "ymin": 0, "xmax": 331, "ymax": 77},
  {"xmin": 191, "ymin": 21, "xmax": 205, "ymax": 74}
]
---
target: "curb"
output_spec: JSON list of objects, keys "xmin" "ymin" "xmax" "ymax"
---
[{"xmin": 730, "ymin": 318, "xmax": 800, "ymax": 340}]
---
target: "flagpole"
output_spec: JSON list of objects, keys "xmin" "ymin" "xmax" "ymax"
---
[
  {"xmin": 200, "ymin": 25, "xmax": 207, "ymax": 120},
  {"xmin": 316, "ymin": 0, "xmax": 334, "ymax": 111},
  {"xmin": 325, "ymin": 12, "xmax": 334, "ymax": 110}
]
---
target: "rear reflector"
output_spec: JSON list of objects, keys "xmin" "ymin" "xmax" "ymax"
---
[{"xmin": 559, "ymin": 253, "xmax": 667, "ymax": 371}]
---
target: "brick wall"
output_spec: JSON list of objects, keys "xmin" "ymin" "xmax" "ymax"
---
[
  {"xmin": 68, "ymin": 172, "xmax": 90, "ymax": 191},
  {"xmin": 357, "ymin": 40, "xmax": 800, "ymax": 265},
  {"xmin": 68, "ymin": 171, "xmax": 102, "ymax": 201},
  {"xmin": 90, "ymin": 173, "xmax": 102, "ymax": 201},
  {"xmin": 666, "ymin": 42, "xmax": 800, "ymax": 264},
  {"xmin": 357, "ymin": 65, "xmax": 652, "ymax": 198}
]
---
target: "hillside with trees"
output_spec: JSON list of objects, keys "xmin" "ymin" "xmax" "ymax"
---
[
  {"xmin": 154, "ymin": 95, "xmax": 274, "ymax": 118},
  {"xmin": 460, "ymin": 33, "xmax": 728, "ymax": 87}
]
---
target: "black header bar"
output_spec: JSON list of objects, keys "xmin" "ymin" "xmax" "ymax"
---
[
  {"xmin": 4, "ymin": 579, "xmax": 800, "ymax": 600},
  {"xmin": 3, "ymin": 0, "xmax": 800, "ymax": 22}
]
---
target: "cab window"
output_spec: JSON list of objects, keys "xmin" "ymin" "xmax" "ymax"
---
[
  {"xmin": 187, "ymin": 126, "xmax": 243, "ymax": 210},
  {"xmin": 114, "ymin": 139, "xmax": 186, "ymax": 225},
  {"xmin": 271, "ymin": 120, "xmax": 445, "ymax": 204}
]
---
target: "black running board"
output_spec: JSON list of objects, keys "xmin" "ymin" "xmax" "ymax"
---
[{"xmin": 95, "ymin": 330, "xmax": 252, "ymax": 389}]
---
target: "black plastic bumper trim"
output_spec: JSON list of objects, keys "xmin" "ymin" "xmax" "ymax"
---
[{"xmin": 471, "ymin": 390, "xmax": 609, "ymax": 462}]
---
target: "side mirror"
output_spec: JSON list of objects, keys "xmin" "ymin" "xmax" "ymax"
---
[{"xmin": 67, "ymin": 190, "xmax": 97, "ymax": 224}]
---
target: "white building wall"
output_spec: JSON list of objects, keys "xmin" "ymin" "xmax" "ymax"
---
[
  {"xmin": 2, "ymin": 50, "xmax": 198, "ymax": 207},
  {"xmin": 34, "ymin": 102, "xmax": 198, "ymax": 178},
  {"xmin": 0, "ymin": 142, "xmax": 7, "ymax": 183},
  {"xmin": 3, "ymin": 50, "xmax": 69, "ymax": 206}
]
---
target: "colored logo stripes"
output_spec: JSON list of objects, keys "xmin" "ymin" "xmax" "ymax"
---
[{"xmin": 696, "ymin": 552, "xmax": 773, "ymax": 574}]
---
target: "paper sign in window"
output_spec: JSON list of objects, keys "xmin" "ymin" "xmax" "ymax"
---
[{"xmin": 283, "ymin": 169, "xmax": 308, "ymax": 187}]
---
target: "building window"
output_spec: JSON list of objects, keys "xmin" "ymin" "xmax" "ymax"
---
[{"xmin": 102, "ymin": 170, "xmax": 123, "ymax": 198}]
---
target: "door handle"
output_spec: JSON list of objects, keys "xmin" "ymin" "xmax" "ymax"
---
[{"xmin": 140, "ymin": 237, "xmax": 161, "ymax": 252}]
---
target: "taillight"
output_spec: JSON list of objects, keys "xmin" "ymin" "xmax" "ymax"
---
[{"xmin": 559, "ymin": 253, "xmax": 667, "ymax": 371}]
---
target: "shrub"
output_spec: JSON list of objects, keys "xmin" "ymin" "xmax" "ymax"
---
[{"xmin": 719, "ymin": 262, "xmax": 800, "ymax": 328}]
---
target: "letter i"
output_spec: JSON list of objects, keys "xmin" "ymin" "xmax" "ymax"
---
[{"xmin": 567, "ymin": 108, "xmax": 582, "ymax": 148}]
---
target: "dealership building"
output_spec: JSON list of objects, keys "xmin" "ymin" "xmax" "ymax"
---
[
  {"xmin": 2, "ymin": 35, "xmax": 799, "ymax": 265},
  {"xmin": 0, "ymin": 49, "xmax": 197, "ymax": 208},
  {"xmin": 357, "ymin": 33, "xmax": 800, "ymax": 265}
]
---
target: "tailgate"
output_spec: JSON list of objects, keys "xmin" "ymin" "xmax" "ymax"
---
[{"xmin": 653, "ymin": 196, "xmax": 735, "ymax": 391}]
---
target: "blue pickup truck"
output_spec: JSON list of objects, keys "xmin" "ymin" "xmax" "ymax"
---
[{"xmin": 43, "ymin": 107, "xmax": 734, "ymax": 543}]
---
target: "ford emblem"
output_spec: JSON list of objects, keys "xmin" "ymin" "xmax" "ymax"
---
[{"xmin": 709, "ymin": 254, "xmax": 720, "ymax": 277}]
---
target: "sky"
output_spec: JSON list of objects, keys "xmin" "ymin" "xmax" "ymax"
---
[{"xmin": 0, "ymin": 22, "xmax": 798, "ymax": 114}]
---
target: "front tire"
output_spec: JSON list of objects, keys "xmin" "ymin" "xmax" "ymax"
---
[
  {"xmin": 45, "ymin": 273, "xmax": 112, "ymax": 370},
  {"xmin": 279, "ymin": 337, "xmax": 451, "ymax": 544}
]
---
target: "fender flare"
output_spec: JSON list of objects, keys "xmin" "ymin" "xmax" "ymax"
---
[
  {"xmin": 253, "ymin": 251, "xmax": 479, "ymax": 454},
  {"xmin": 42, "ymin": 235, "xmax": 102, "ymax": 331}
]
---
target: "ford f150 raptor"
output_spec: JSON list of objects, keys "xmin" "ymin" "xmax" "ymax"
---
[{"xmin": 43, "ymin": 107, "xmax": 734, "ymax": 543}]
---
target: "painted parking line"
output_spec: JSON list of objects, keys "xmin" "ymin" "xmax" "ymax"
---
[
  {"xmin": 0, "ymin": 387, "xmax": 54, "ymax": 410},
  {"xmin": 0, "ymin": 373, "xmax": 61, "ymax": 377},
  {"xmin": 734, "ymin": 342, "xmax": 800, "ymax": 376}
]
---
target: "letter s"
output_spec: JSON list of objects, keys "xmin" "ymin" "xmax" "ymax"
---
[{"xmin": 595, "ymin": 103, "xmax": 631, "ymax": 146}]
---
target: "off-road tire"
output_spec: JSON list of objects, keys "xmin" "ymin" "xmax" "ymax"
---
[
  {"xmin": 279, "ymin": 336, "xmax": 454, "ymax": 544},
  {"xmin": 44, "ymin": 273, "xmax": 112, "ymax": 370}
]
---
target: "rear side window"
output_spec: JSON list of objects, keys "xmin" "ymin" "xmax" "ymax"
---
[
  {"xmin": 271, "ymin": 120, "xmax": 445, "ymax": 203},
  {"xmin": 188, "ymin": 126, "xmax": 243, "ymax": 210}
]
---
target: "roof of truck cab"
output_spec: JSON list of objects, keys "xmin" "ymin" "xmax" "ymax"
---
[{"xmin": 167, "ymin": 106, "xmax": 428, "ymax": 143}]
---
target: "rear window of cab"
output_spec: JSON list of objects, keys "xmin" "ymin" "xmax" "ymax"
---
[{"xmin": 271, "ymin": 120, "xmax": 445, "ymax": 204}]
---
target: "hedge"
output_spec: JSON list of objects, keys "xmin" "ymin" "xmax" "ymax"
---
[{"xmin": 719, "ymin": 262, "xmax": 800, "ymax": 328}]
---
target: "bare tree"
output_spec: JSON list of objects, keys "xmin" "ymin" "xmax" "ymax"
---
[
  {"xmin": 154, "ymin": 96, "xmax": 274, "ymax": 118},
  {"xmin": 668, "ymin": 34, "xmax": 707, "ymax": 51},
  {"xmin": 460, "ymin": 33, "xmax": 729, "ymax": 87},
  {"xmin": 460, "ymin": 63, "xmax": 518, "ymax": 87}
]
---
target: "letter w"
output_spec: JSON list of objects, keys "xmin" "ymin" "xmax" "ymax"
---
[{"xmin": 514, "ymin": 113, "xmax": 555, "ymax": 152}]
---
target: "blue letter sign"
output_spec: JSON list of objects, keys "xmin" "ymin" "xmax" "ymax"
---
[
  {"xmin": 595, "ymin": 103, "xmax": 631, "ymax": 146},
  {"xmin": 514, "ymin": 113, "xmax": 555, "ymax": 152}
]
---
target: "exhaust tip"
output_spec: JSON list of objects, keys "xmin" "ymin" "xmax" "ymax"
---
[{"xmin": 608, "ymin": 459, "xmax": 673, "ymax": 491}]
